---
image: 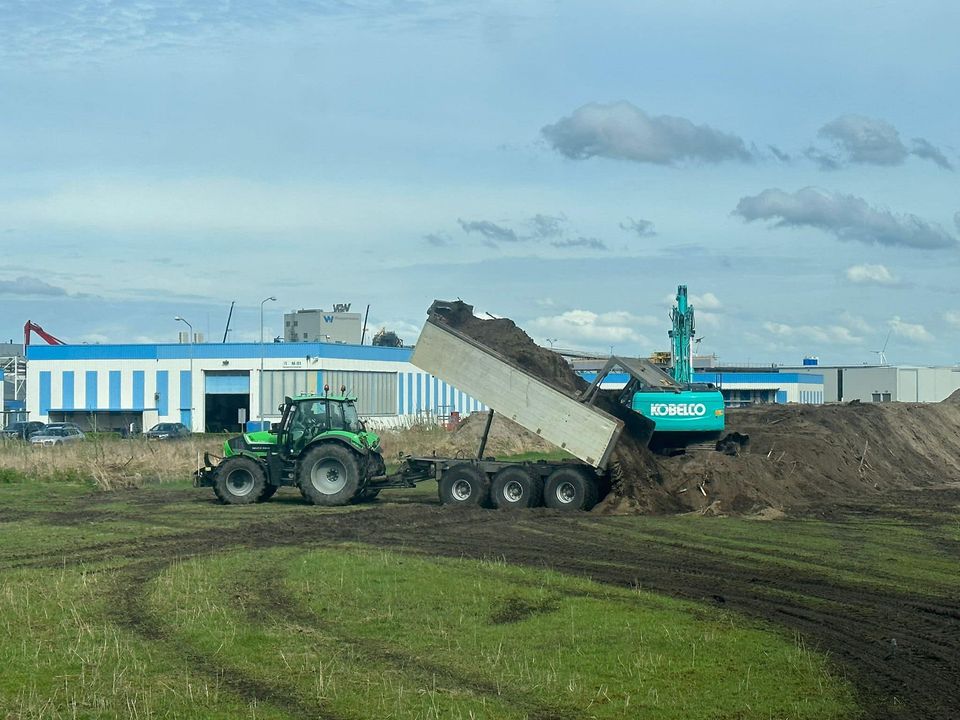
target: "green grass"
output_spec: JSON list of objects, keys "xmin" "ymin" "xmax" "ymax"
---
[{"xmin": 7, "ymin": 477, "xmax": 959, "ymax": 718}]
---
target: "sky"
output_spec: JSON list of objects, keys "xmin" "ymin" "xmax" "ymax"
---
[{"xmin": 1, "ymin": 0, "xmax": 958, "ymax": 366}]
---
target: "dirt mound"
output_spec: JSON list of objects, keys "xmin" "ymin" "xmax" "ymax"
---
[
  {"xmin": 941, "ymin": 388, "xmax": 960, "ymax": 404},
  {"xmin": 452, "ymin": 413, "xmax": 557, "ymax": 457},
  {"xmin": 654, "ymin": 400, "xmax": 960, "ymax": 515},
  {"xmin": 427, "ymin": 300, "xmax": 960, "ymax": 516}
]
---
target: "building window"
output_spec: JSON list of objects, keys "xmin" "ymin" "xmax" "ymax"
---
[
  {"xmin": 302, "ymin": 333, "xmax": 308, "ymax": 339},
  {"xmin": 881, "ymin": 392, "xmax": 891, "ymax": 402},
  {"xmin": 872, "ymin": 392, "xmax": 881, "ymax": 402}
]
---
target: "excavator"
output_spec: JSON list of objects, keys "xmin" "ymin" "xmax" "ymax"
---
[
  {"xmin": 23, "ymin": 321, "xmax": 65, "ymax": 347},
  {"xmin": 580, "ymin": 286, "xmax": 739, "ymax": 454}
]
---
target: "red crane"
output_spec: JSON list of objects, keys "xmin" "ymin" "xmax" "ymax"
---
[{"xmin": 24, "ymin": 321, "xmax": 66, "ymax": 347}]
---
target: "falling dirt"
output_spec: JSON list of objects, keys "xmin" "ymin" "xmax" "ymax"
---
[{"xmin": 428, "ymin": 300, "xmax": 960, "ymax": 516}]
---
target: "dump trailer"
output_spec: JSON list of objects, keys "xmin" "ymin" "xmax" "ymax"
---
[{"xmin": 195, "ymin": 305, "xmax": 631, "ymax": 511}]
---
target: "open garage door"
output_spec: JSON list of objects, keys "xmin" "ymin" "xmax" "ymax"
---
[{"xmin": 204, "ymin": 371, "xmax": 250, "ymax": 433}]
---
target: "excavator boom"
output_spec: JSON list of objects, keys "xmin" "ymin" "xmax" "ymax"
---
[{"xmin": 24, "ymin": 321, "xmax": 66, "ymax": 347}]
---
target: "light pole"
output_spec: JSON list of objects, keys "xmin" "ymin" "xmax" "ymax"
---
[
  {"xmin": 259, "ymin": 296, "xmax": 277, "ymax": 425},
  {"xmin": 174, "ymin": 316, "xmax": 194, "ymax": 431},
  {"xmin": 546, "ymin": 338, "xmax": 558, "ymax": 349}
]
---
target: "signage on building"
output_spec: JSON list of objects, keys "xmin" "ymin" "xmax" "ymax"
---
[{"xmin": 282, "ymin": 360, "xmax": 304, "ymax": 369}]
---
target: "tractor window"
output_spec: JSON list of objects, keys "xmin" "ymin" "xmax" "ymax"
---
[
  {"xmin": 343, "ymin": 403, "xmax": 361, "ymax": 433},
  {"xmin": 288, "ymin": 401, "xmax": 329, "ymax": 447},
  {"xmin": 328, "ymin": 402, "xmax": 345, "ymax": 431}
]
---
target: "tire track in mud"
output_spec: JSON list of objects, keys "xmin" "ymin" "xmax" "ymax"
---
[
  {"xmin": 230, "ymin": 564, "xmax": 578, "ymax": 720},
  {"xmin": 105, "ymin": 558, "xmax": 352, "ymax": 720}
]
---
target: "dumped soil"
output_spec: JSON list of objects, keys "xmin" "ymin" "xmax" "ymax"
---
[{"xmin": 430, "ymin": 300, "xmax": 960, "ymax": 516}]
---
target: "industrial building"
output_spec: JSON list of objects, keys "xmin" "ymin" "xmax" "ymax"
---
[
  {"xmin": 25, "ymin": 341, "xmax": 485, "ymax": 433},
  {"xmin": 284, "ymin": 307, "xmax": 362, "ymax": 344},
  {"xmin": 789, "ymin": 363, "xmax": 960, "ymax": 403}
]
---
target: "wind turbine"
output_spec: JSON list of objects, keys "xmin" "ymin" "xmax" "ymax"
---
[{"xmin": 871, "ymin": 329, "xmax": 892, "ymax": 366}]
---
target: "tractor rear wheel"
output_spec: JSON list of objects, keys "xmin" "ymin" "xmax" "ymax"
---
[
  {"xmin": 438, "ymin": 464, "xmax": 489, "ymax": 507},
  {"xmin": 490, "ymin": 467, "xmax": 542, "ymax": 509},
  {"xmin": 543, "ymin": 467, "xmax": 598, "ymax": 511},
  {"xmin": 297, "ymin": 444, "xmax": 360, "ymax": 506},
  {"xmin": 213, "ymin": 456, "xmax": 267, "ymax": 505}
]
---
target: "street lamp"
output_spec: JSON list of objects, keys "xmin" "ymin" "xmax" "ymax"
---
[
  {"xmin": 174, "ymin": 316, "xmax": 194, "ymax": 430},
  {"xmin": 259, "ymin": 296, "xmax": 277, "ymax": 424},
  {"xmin": 546, "ymin": 338, "xmax": 558, "ymax": 349}
]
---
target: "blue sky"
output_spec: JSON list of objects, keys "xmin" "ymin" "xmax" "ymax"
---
[{"xmin": 1, "ymin": 1, "xmax": 958, "ymax": 365}]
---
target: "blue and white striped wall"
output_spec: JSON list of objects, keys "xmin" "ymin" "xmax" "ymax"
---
[{"xmin": 26, "ymin": 342, "xmax": 484, "ymax": 431}]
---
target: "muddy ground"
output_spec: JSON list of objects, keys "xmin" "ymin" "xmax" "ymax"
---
[{"xmin": 5, "ymin": 484, "xmax": 958, "ymax": 720}]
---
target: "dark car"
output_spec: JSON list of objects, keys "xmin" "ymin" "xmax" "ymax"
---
[
  {"xmin": 144, "ymin": 422, "xmax": 191, "ymax": 440},
  {"xmin": 1, "ymin": 421, "xmax": 46, "ymax": 441}
]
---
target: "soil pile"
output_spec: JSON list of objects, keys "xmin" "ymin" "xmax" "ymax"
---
[
  {"xmin": 651, "ymin": 399, "xmax": 960, "ymax": 515},
  {"xmin": 431, "ymin": 301, "xmax": 668, "ymax": 513},
  {"xmin": 451, "ymin": 413, "xmax": 557, "ymax": 457}
]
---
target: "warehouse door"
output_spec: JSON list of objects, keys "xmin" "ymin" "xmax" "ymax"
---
[{"xmin": 204, "ymin": 371, "xmax": 250, "ymax": 433}]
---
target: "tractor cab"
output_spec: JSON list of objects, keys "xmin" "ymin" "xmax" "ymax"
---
[{"xmin": 274, "ymin": 392, "xmax": 380, "ymax": 458}]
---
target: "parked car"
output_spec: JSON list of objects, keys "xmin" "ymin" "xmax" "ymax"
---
[
  {"xmin": 30, "ymin": 427, "xmax": 85, "ymax": 446},
  {"xmin": 44, "ymin": 422, "xmax": 83, "ymax": 433},
  {"xmin": 144, "ymin": 422, "xmax": 191, "ymax": 440},
  {"xmin": 0, "ymin": 421, "xmax": 46, "ymax": 441}
]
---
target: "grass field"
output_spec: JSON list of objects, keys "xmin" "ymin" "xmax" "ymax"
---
[
  {"xmin": 0, "ymin": 482, "xmax": 866, "ymax": 719},
  {"xmin": 1, "ymin": 436, "xmax": 957, "ymax": 719}
]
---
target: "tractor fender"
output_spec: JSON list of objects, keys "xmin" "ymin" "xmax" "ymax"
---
[{"xmin": 302, "ymin": 435, "xmax": 367, "ymax": 458}]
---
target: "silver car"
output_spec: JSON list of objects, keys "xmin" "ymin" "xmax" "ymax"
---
[{"xmin": 30, "ymin": 427, "xmax": 86, "ymax": 446}]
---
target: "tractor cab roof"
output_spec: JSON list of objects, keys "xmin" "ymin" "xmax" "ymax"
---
[{"xmin": 287, "ymin": 392, "xmax": 357, "ymax": 404}]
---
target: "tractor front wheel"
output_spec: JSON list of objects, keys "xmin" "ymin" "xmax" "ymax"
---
[
  {"xmin": 213, "ymin": 456, "xmax": 268, "ymax": 505},
  {"xmin": 297, "ymin": 444, "xmax": 361, "ymax": 506}
]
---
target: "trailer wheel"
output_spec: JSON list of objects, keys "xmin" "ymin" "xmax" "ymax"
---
[
  {"xmin": 438, "ymin": 464, "xmax": 489, "ymax": 507},
  {"xmin": 491, "ymin": 467, "xmax": 542, "ymax": 509},
  {"xmin": 297, "ymin": 444, "xmax": 360, "ymax": 506},
  {"xmin": 257, "ymin": 484, "xmax": 279, "ymax": 503},
  {"xmin": 544, "ymin": 467, "xmax": 598, "ymax": 511},
  {"xmin": 213, "ymin": 456, "xmax": 267, "ymax": 505}
]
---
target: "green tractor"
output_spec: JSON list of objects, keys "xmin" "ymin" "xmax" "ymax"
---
[{"xmin": 195, "ymin": 391, "xmax": 387, "ymax": 505}]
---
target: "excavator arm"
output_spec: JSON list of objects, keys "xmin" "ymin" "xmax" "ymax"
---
[{"xmin": 24, "ymin": 321, "xmax": 66, "ymax": 347}]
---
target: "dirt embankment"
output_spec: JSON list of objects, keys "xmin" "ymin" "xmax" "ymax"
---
[
  {"xmin": 429, "ymin": 300, "xmax": 960, "ymax": 516},
  {"xmin": 655, "ymin": 397, "xmax": 960, "ymax": 516}
]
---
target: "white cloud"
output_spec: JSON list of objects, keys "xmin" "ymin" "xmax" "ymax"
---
[
  {"xmin": 839, "ymin": 311, "xmax": 873, "ymax": 334},
  {"xmin": 945, "ymin": 311, "xmax": 960, "ymax": 328},
  {"xmin": 763, "ymin": 321, "xmax": 863, "ymax": 345},
  {"xmin": 845, "ymin": 263, "xmax": 897, "ymax": 285},
  {"xmin": 889, "ymin": 316, "xmax": 934, "ymax": 343},
  {"xmin": 528, "ymin": 309, "xmax": 656, "ymax": 350}
]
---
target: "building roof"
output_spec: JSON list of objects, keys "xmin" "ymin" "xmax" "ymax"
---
[{"xmin": 26, "ymin": 342, "xmax": 412, "ymax": 363}]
